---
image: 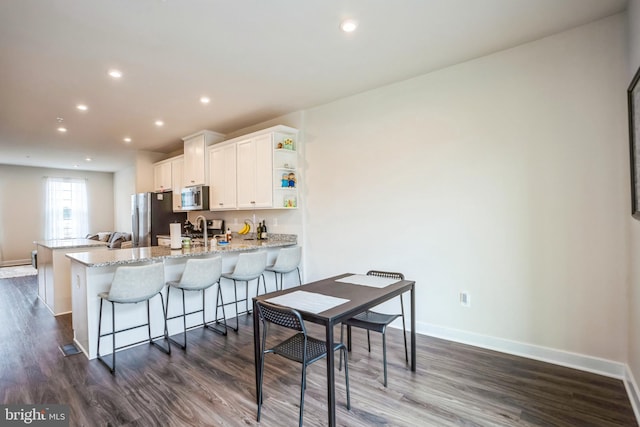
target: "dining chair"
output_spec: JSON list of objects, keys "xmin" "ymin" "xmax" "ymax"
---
[
  {"xmin": 165, "ymin": 255, "xmax": 227, "ymax": 350},
  {"xmin": 218, "ymin": 251, "xmax": 267, "ymax": 332},
  {"xmin": 340, "ymin": 270, "xmax": 407, "ymax": 387},
  {"xmin": 97, "ymin": 262, "xmax": 171, "ymax": 374},
  {"xmin": 265, "ymin": 246, "xmax": 302, "ymax": 291},
  {"xmin": 256, "ymin": 300, "xmax": 350, "ymax": 426}
]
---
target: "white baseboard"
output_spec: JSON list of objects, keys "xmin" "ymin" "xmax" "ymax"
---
[
  {"xmin": 625, "ymin": 366, "xmax": 640, "ymax": 425},
  {"xmin": 405, "ymin": 321, "xmax": 639, "ymax": 424},
  {"xmin": 415, "ymin": 321, "xmax": 626, "ymax": 378}
]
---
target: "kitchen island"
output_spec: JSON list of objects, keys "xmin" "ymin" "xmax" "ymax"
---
[
  {"xmin": 66, "ymin": 234, "xmax": 296, "ymax": 359},
  {"xmin": 35, "ymin": 239, "xmax": 109, "ymax": 316}
]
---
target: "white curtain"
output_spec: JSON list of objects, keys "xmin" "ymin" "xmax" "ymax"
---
[{"xmin": 44, "ymin": 177, "xmax": 88, "ymax": 240}]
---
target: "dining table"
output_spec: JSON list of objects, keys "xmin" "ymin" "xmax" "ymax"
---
[{"xmin": 252, "ymin": 272, "xmax": 416, "ymax": 426}]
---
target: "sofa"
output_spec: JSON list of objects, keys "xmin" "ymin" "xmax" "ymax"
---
[{"xmin": 86, "ymin": 232, "xmax": 132, "ymax": 249}]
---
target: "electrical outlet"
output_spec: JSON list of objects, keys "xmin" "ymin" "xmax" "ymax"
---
[{"xmin": 459, "ymin": 292, "xmax": 471, "ymax": 307}]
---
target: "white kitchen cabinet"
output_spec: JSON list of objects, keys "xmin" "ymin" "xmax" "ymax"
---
[
  {"xmin": 171, "ymin": 156, "xmax": 184, "ymax": 211},
  {"xmin": 182, "ymin": 130, "xmax": 225, "ymax": 187},
  {"xmin": 209, "ymin": 142, "xmax": 237, "ymax": 210},
  {"xmin": 237, "ymin": 134, "xmax": 273, "ymax": 208},
  {"xmin": 153, "ymin": 159, "xmax": 172, "ymax": 192}
]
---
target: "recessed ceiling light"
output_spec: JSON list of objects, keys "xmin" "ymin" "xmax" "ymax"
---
[
  {"xmin": 108, "ymin": 69, "xmax": 123, "ymax": 79},
  {"xmin": 85, "ymin": 157, "xmax": 92, "ymax": 162},
  {"xmin": 57, "ymin": 126, "xmax": 67, "ymax": 133},
  {"xmin": 123, "ymin": 137, "xmax": 132, "ymax": 143},
  {"xmin": 155, "ymin": 120, "xmax": 164, "ymax": 127},
  {"xmin": 76, "ymin": 104, "xmax": 88, "ymax": 111},
  {"xmin": 200, "ymin": 96, "xmax": 210, "ymax": 104},
  {"xmin": 340, "ymin": 19, "xmax": 358, "ymax": 33}
]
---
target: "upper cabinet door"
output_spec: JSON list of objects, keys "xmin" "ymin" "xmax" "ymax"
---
[
  {"xmin": 183, "ymin": 134, "xmax": 206, "ymax": 186},
  {"xmin": 209, "ymin": 143, "xmax": 237, "ymax": 210},
  {"xmin": 236, "ymin": 134, "xmax": 273, "ymax": 208},
  {"xmin": 153, "ymin": 160, "xmax": 172, "ymax": 192},
  {"xmin": 171, "ymin": 156, "xmax": 184, "ymax": 211},
  {"xmin": 181, "ymin": 130, "xmax": 226, "ymax": 187}
]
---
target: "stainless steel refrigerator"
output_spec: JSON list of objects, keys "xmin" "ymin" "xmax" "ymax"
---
[{"xmin": 131, "ymin": 191, "xmax": 186, "ymax": 247}]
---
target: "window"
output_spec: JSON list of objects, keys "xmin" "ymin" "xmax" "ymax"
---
[{"xmin": 44, "ymin": 177, "xmax": 88, "ymax": 240}]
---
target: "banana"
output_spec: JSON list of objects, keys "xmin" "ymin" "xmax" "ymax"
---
[{"xmin": 239, "ymin": 221, "xmax": 250, "ymax": 235}]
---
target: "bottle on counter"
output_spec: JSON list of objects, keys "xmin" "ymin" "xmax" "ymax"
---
[
  {"xmin": 261, "ymin": 220, "xmax": 268, "ymax": 240},
  {"xmin": 256, "ymin": 221, "xmax": 262, "ymax": 240},
  {"xmin": 226, "ymin": 227, "xmax": 232, "ymax": 242}
]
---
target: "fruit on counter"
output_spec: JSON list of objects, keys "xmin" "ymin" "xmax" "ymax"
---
[{"xmin": 238, "ymin": 221, "xmax": 251, "ymax": 235}]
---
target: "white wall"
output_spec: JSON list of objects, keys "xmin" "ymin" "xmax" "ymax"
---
[
  {"xmin": 0, "ymin": 165, "xmax": 114, "ymax": 265},
  {"xmin": 114, "ymin": 165, "xmax": 136, "ymax": 233},
  {"xmin": 626, "ymin": 0, "xmax": 640, "ymax": 410},
  {"xmin": 302, "ymin": 14, "xmax": 628, "ymax": 362}
]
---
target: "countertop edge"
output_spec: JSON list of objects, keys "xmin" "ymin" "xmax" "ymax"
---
[{"xmin": 66, "ymin": 238, "xmax": 296, "ymax": 268}]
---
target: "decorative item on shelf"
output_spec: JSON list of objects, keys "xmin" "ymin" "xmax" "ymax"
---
[
  {"xmin": 288, "ymin": 172, "xmax": 296, "ymax": 188},
  {"xmin": 277, "ymin": 142, "xmax": 283, "ymax": 149},
  {"xmin": 284, "ymin": 196, "xmax": 297, "ymax": 208},
  {"xmin": 281, "ymin": 173, "xmax": 289, "ymax": 188},
  {"xmin": 283, "ymin": 138, "xmax": 294, "ymax": 150}
]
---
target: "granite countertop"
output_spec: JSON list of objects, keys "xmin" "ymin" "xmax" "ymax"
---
[
  {"xmin": 35, "ymin": 239, "xmax": 109, "ymax": 250},
  {"xmin": 65, "ymin": 234, "xmax": 296, "ymax": 267}
]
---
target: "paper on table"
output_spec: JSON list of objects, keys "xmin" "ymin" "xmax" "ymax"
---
[
  {"xmin": 335, "ymin": 274, "xmax": 399, "ymax": 288},
  {"xmin": 265, "ymin": 290, "xmax": 349, "ymax": 314}
]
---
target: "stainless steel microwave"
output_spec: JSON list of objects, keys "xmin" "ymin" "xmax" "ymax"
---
[{"xmin": 180, "ymin": 185, "xmax": 209, "ymax": 211}]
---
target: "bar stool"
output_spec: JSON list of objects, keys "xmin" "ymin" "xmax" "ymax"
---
[
  {"xmin": 265, "ymin": 246, "xmax": 302, "ymax": 291},
  {"xmin": 217, "ymin": 251, "xmax": 267, "ymax": 332},
  {"xmin": 97, "ymin": 262, "xmax": 171, "ymax": 374},
  {"xmin": 165, "ymin": 255, "xmax": 227, "ymax": 350}
]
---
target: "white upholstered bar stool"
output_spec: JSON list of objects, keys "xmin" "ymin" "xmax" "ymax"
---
[
  {"xmin": 165, "ymin": 255, "xmax": 227, "ymax": 350},
  {"xmin": 217, "ymin": 251, "xmax": 267, "ymax": 332},
  {"xmin": 265, "ymin": 246, "xmax": 302, "ymax": 291},
  {"xmin": 97, "ymin": 262, "xmax": 171, "ymax": 374}
]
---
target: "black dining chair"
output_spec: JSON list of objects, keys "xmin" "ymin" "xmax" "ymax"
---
[
  {"xmin": 256, "ymin": 300, "xmax": 350, "ymax": 427},
  {"xmin": 340, "ymin": 270, "xmax": 407, "ymax": 387}
]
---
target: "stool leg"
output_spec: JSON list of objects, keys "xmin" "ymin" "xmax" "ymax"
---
[
  {"xmin": 232, "ymin": 279, "xmax": 240, "ymax": 332},
  {"xmin": 181, "ymin": 289, "xmax": 187, "ymax": 348},
  {"xmin": 111, "ymin": 301, "xmax": 116, "ymax": 373},
  {"xmin": 205, "ymin": 282, "xmax": 227, "ymax": 335},
  {"xmin": 150, "ymin": 293, "xmax": 171, "ymax": 355},
  {"xmin": 382, "ymin": 329, "xmax": 388, "ymax": 387},
  {"xmin": 245, "ymin": 280, "xmax": 249, "ymax": 314},
  {"xmin": 296, "ymin": 267, "xmax": 302, "ymax": 286},
  {"xmin": 97, "ymin": 298, "xmax": 115, "ymax": 374},
  {"xmin": 168, "ymin": 287, "xmax": 187, "ymax": 350}
]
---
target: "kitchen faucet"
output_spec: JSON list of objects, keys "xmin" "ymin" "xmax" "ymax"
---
[{"xmin": 194, "ymin": 215, "xmax": 208, "ymax": 250}]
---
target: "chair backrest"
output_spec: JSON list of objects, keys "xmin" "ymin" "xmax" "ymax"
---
[
  {"xmin": 272, "ymin": 246, "xmax": 301, "ymax": 271},
  {"xmin": 367, "ymin": 270, "xmax": 404, "ymax": 281},
  {"xmin": 108, "ymin": 262, "xmax": 165, "ymax": 303},
  {"xmin": 232, "ymin": 251, "xmax": 267, "ymax": 278},
  {"xmin": 256, "ymin": 300, "xmax": 306, "ymax": 333},
  {"xmin": 179, "ymin": 255, "xmax": 222, "ymax": 290}
]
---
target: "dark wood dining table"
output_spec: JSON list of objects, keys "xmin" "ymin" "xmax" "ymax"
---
[{"xmin": 252, "ymin": 273, "xmax": 416, "ymax": 427}]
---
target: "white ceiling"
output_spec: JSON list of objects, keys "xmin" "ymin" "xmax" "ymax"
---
[{"xmin": 0, "ymin": 0, "xmax": 628, "ymax": 172}]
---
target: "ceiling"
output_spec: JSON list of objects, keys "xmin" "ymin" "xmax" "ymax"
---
[{"xmin": 0, "ymin": 0, "xmax": 628, "ymax": 172}]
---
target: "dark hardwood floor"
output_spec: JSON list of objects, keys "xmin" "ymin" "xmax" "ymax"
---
[{"xmin": 0, "ymin": 274, "xmax": 636, "ymax": 426}]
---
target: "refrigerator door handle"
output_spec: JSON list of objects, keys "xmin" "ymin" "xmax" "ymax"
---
[{"xmin": 132, "ymin": 206, "xmax": 139, "ymax": 246}]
